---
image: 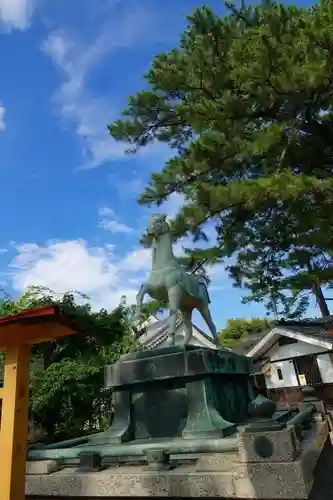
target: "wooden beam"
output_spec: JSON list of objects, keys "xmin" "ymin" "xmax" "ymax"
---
[
  {"xmin": 0, "ymin": 344, "xmax": 31, "ymax": 500},
  {"xmin": 0, "ymin": 322, "xmax": 74, "ymax": 349}
]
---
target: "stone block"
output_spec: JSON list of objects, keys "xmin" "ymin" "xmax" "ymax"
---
[
  {"xmin": 25, "ymin": 466, "xmax": 236, "ymax": 498},
  {"xmin": 234, "ymin": 421, "xmax": 328, "ymax": 498},
  {"xmin": 238, "ymin": 425, "xmax": 298, "ymax": 463},
  {"xmin": 196, "ymin": 452, "xmax": 238, "ymax": 471},
  {"xmin": 26, "ymin": 460, "xmax": 60, "ymax": 475},
  {"xmin": 25, "ymin": 413, "xmax": 330, "ymax": 499},
  {"xmin": 234, "ymin": 461, "xmax": 312, "ymax": 499}
]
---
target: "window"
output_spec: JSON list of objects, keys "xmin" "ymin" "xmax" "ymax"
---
[
  {"xmin": 277, "ymin": 368, "xmax": 283, "ymax": 380},
  {"xmin": 293, "ymin": 355, "xmax": 323, "ymax": 386}
]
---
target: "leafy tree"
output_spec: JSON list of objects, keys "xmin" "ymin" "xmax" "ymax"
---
[
  {"xmin": 219, "ymin": 317, "xmax": 273, "ymax": 348},
  {"xmin": 108, "ymin": 0, "xmax": 333, "ymax": 319},
  {"xmin": 0, "ymin": 287, "xmax": 138, "ymax": 442}
]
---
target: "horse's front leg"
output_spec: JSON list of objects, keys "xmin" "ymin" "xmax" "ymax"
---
[
  {"xmin": 167, "ymin": 285, "xmax": 182, "ymax": 346},
  {"xmin": 136, "ymin": 283, "xmax": 148, "ymax": 317}
]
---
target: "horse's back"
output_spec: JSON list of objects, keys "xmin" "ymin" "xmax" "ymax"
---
[
  {"xmin": 182, "ymin": 272, "xmax": 210, "ymax": 304},
  {"xmin": 146, "ymin": 267, "xmax": 210, "ymax": 304}
]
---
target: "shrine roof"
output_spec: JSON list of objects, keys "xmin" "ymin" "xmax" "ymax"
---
[
  {"xmin": 0, "ymin": 305, "xmax": 78, "ymax": 347},
  {"xmin": 0, "ymin": 305, "xmax": 75, "ymax": 327}
]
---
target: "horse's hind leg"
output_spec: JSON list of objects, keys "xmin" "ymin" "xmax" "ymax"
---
[
  {"xmin": 198, "ymin": 302, "xmax": 219, "ymax": 346},
  {"xmin": 181, "ymin": 308, "xmax": 193, "ymax": 347},
  {"xmin": 167, "ymin": 285, "xmax": 182, "ymax": 346},
  {"xmin": 136, "ymin": 283, "xmax": 148, "ymax": 315}
]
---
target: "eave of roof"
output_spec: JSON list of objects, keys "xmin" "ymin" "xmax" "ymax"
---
[
  {"xmin": 0, "ymin": 305, "xmax": 62, "ymax": 326},
  {"xmin": 247, "ymin": 325, "xmax": 333, "ymax": 360},
  {"xmin": 137, "ymin": 314, "xmax": 217, "ymax": 348},
  {"xmin": 0, "ymin": 305, "xmax": 79, "ymax": 348}
]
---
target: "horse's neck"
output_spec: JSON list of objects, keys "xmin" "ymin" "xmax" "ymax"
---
[{"xmin": 152, "ymin": 233, "xmax": 176, "ymax": 269}]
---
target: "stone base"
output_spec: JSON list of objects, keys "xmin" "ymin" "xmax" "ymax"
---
[
  {"xmin": 26, "ymin": 421, "xmax": 329, "ymax": 499},
  {"xmin": 26, "ymin": 460, "xmax": 59, "ymax": 475}
]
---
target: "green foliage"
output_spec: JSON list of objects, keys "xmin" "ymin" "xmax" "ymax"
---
[
  {"xmin": 0, "ymin": 286, "xmax": 138, "ymax": 442},
  {"xmin": 219, "ymin": 317, "xmax": 273, "ymax": 347},
  {"xmin": 108, "ymin": 0, "xmax": 333, "ymax": 318}
]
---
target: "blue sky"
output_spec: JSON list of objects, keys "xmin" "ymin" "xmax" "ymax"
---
[{"xmin": 0, "ymin": 0, "xmax": 322, "ymax": 330}]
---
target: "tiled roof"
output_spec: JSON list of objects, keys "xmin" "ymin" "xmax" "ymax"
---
[
  {"xmin": 278, "ymin": 324, "xmax": 333, "ymax": 343},
  {"xmin": 243, "ymin": 318, "xmax": 333, "ymax": 360},
  {"xmin": 190, "ymin": 322, "xmax": 219, "ymax": 346},
  {"xmin": 277, "ymin": 317, "xmax": 333, "ymax": 342},
  {"xmin": 136, "ymin": 313, "xmax": 217, "ymax": 349},
  {"xmin": 232, "ymin": 317, "xmax": 333, "ymax": 357},
  {"xmin": 137, "ymin": 316, "xmax": 170, "ymax": 347},
  {"xmin": 137, "ymin": 314, "xmax": 183, "ymax": 349},
  {"xmin": 278, "ymin": 315, "xmax": 333, "ymax": 328}
]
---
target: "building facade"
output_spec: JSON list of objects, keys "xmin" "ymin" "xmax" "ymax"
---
[{"xmin": 245, "ymin": 318, "xmax": 333, "ymax": 406}]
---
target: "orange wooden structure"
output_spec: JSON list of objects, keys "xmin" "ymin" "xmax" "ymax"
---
[{"xmin": 0, "ymin": 306, "xmax": 77, "ymax": 500}]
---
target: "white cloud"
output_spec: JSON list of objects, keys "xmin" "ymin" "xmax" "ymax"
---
[
  {"xmin": 42, "ymin": 5, "xmax": 171, "ymax": 169},
  {"xmin": 117, "ymin": 248, "xmax": 151, "ymax": 273},
  {"xmin": 207, "ymin": 263, "xmax": 228, "ymax": 292},
  {"xmin": 42, "ymin": 31, "xmax": 122, "ymax": 168},
  {"xmin": 99, "ymin": 207, "xmax": 116, "ymax": 218},
  {"xmin": 0, "ymin": 104, "xmax": 5, "ymax": 131},
  {"xmin": 161, "ymin": 192, "xmax": 185, "ymax": 219},
  {"xmin": 98, "ymin": 206, "xmax": 134, "ymax": 234},
  {"xmin": 10, "ymin": 240, "xmax": 153, "ymax": 311},
  {"xmin": 0, "ymin": 0, "xmax": 35, "ymax": 30},
  {"xmin": 8, "ymin": 234, "xmax": 192, "ymax": 312},
  {"xmin": 99, "ymin": 220, "xmax": 135, "ymax": 234},
  {"xmin": 112, "ymin": 176, "xmax": 145, "ymax": 199}
]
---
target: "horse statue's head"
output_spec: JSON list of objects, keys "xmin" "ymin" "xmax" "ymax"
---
[{"xmin": 147, "ymin": 213, "xmax": 169, "ymax": 237}]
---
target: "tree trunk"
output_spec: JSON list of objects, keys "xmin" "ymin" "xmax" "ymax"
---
[{"xmin": 312, "ymin": 279, "xmax": 330, "ymax": 317}]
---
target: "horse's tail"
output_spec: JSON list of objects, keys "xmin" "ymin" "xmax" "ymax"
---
[{"xmin": 198, "ymin": 279, "xmax": 211, "ymax": 304}]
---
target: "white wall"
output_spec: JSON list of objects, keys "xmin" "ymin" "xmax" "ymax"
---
[
  {"xmin": 268, "ymin": 340, "xmax": 327, "ymax": 362},
  {"xmin": 265, "ymin": 350, "xmax": 333, "ymax": 388},
  {"xmin": 265, "ymin": 360, "xmax": 298, "ymax": 389},
  {"xmin": 317, "ymin": 353, "xmax": 333, "ymax": 383}
]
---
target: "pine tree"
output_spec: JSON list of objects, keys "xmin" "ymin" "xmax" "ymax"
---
[{"xmin": 109, "ymin": 1, "xmax": 333, "ymax": 318}]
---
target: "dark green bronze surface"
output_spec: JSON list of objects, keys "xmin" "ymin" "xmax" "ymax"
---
[
  {"xmin": 28, "ymin": 435, "xmax": 239, "ymax": 461},
  {"xmin": 28, "ymin": 345, "xmax": 256, "ymax": 461},
  {"xmin": 105, "ymin": 345, "xmax": 251, "ymax": 388},
  {"xmin": 92, "ymin": 346, "xmax": 252, "ymax": 445},
  {"xmin": 245, "ymin": 394, "xmax": 285, "ymax": 432}
]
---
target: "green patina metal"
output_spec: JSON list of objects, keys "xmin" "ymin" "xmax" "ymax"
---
[
  {"xmin": 28, "ymin": 345, "xmax": 254, "ymax": 462},
  {"xmin": 245, "ymin": 394, "xmax": 286, "ymax": 432},
  {"xmin": 28, "ymin": 435, "xmax": 239, "ymax": 461},
  {"xmin": 27, "ymin": 346, "xmax": 297, "ymax": 464},
  {"xmin": 135, "ymin": 214, "xmax": 221, "ymax": 346},
  {"xmin": 94, "ymin": 345, "xmax": 250, "ymax": 444}
]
